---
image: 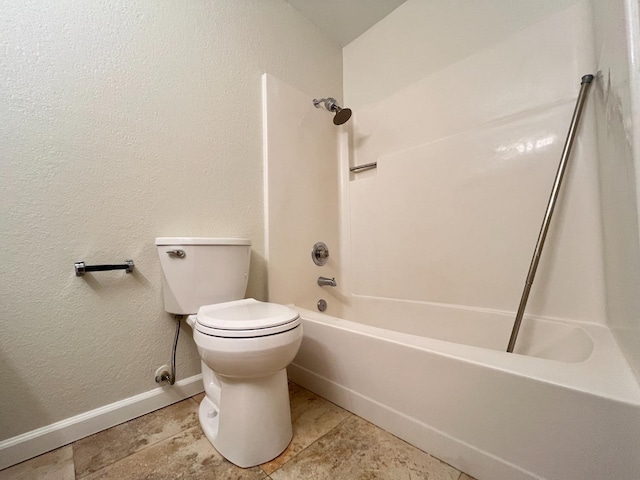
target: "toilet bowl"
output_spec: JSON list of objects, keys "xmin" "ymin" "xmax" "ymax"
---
[
  {"xmin": 155, "ymin": 237, "xmax": 302, "ymax": 468},
  {"xmin": 188, "ymin": 299, "xmax": 302, "ymax": 467}
]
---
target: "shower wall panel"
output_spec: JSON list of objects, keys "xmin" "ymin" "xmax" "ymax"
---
[
  {"xmin": 262, "ymin": 74, "xmax": 343, "ymax": 312},
  {"xmin": 344, "ymin": 3, "xmax": 606, "ymax": 324},
  {"xmin": 590, "ymin": 0, "xmax": 640, "ymax": 380}
]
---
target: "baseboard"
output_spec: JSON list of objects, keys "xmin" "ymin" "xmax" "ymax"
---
[
  {"xmin": 287, "ymin": 364, "xmax": 539, "ymax": 480},
  {"xmin": 0, "ymin": 374, "xmax": 204, "ymax": 470}
]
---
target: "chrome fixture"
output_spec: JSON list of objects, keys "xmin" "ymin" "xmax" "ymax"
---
[
  {"xmin": 312, "ymin": 242, "xmax": 330, "ymax": 266},
  {"xmin": 317, "ymin": 276, "xmax": 337, "ymax": 287},
  {"xmin": 317, "ymin": 299, "xmax": 327, "ymax": 312},
  {"xmin": 350, "ymin": 162, "xmax": 377, "ymax": 173},
  {"xmin": 166, "ymin": 249, "xmax": 186, "ymax": 258},
  {"xmin": 313, "ymin": 97, "xmax": 352, "ymax": 125},
  {"xmin": 74, "ymin": 259, "xmax": 134, "ymax": 276},
  {"xmin": 507, "ymin": 74, "xmax": 594, "ymax": 353}
]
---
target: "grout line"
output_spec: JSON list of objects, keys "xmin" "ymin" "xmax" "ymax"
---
[{"xmin": 263, "ymin": 414, "xmax": 353, "ymax": 476}]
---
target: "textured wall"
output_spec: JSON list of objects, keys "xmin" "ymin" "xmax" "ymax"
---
[{"xmin": 0, "ymin": 0, "xmax": 341, "ymax": 440}]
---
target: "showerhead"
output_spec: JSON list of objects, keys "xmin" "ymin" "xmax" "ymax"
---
[
  {"xmin": 332, "ymin": 106, "xmax": 352, "ymax": 125},
  {"xmin": 313, "ymin": 97, "xmax": 352, "ymax": 125}
]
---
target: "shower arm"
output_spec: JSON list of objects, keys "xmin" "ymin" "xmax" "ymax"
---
[
  {"xmin": 506, "ymin": 74, "xmax": 594, "ymax": 354},
  {"xmin": 313, "ymin": 98, "xmax": 338, "ymax": 112}
]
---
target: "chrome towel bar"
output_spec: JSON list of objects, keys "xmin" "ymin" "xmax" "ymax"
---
[
  {"xmin": 350, "ymin": 162, "xmax": 377, "ymax": 173},
  {"xmin": 75, "ymin": 260, "xmax": 135, "ymax": 276}
]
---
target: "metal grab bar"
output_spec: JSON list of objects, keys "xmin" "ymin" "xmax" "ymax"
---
[
  {"xmin": 506, "ymin": 74, "xmax": 594, "ymax": 353},
  {"xmin": 75, "ymin": 260, "xmax": 135, "ymax": 276},
  {"xmin": 350, "ymin": 162, "xmax": 377, "ymax": 173}
]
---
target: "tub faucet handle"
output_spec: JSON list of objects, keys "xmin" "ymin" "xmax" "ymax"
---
[{"xmin": 312, "ymin": 242, "xmax": 329, "ymax": 266}]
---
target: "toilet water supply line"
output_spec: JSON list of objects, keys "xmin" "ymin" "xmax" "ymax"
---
[
  {"xmin": 155, "ymin": 315, "xmax": 183, "ymax": 385},
  {"xmin": 506, "ymin": 74, "xmax": 594, "ymax": 353}
]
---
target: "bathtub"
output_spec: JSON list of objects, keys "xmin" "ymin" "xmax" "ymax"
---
[{"xmin": 286, "ymin": 296, "xmax": 640, "ymax": 480}]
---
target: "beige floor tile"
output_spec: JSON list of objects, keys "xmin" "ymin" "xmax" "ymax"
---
[
  {"xmin": 82, "ymin": 426, "xmax": 267, "ymax": 480},
  {"xmin": 73, "ymin": 398, "xmax": 199, "ymax": 477},
  {"xmin": 0, "ymin": 445, "xmax": 74, "ymax": 480},
  {"xmin": 458, "ymin": 474, "xmax": 477, "ymax": 480},
  {"xmin": 260, "ymin": 382, "xmax": 351, "ymax": 474},
  {"xmin": 270, "ymin": 415, "xmax": 460, "ymax": 480}
]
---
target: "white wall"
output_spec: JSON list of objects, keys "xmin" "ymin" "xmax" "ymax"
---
[
  {"xmin": 0, "ymin": 0, "xmax": 341, "ymax": 448},
  {"xmin": 344, "ymin": 0, "xmax": 580, "ymax": 110},
  {"xmin": 590, "ymin": 0, "xmax": 640, "ymax": 380},
  {"xmin": 342, "ymin": 1, "xmax": 609, "ymax": 324}
]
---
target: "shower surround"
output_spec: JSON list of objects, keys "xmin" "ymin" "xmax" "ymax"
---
[{"xmin": 264, "ymin": 2, "xmax": 640, "ymax": 480}]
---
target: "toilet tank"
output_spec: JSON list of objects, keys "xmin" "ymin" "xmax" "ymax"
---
[{"xmin": 155, "ymin": 237, "xmax": 251, "ymax": 315}]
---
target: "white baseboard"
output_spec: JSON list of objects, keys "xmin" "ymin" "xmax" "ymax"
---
[{"xmin": 0, "ymin": 374, "xmax": 204, "ymax": 470}]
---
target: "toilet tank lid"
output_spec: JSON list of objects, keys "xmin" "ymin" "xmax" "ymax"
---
[{"xmin": 155, "ymin": 237, "xmax": 251, "ymax": 246}]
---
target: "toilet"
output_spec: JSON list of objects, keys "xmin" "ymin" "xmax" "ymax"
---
[{"xmin": 155, "ymin": 237, "xmax": 302, "ymax": 468}]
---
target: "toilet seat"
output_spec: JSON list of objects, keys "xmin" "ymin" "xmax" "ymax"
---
[{"xmin": 195, "ymin": 298, "xmax": 300, "ymax": 338}]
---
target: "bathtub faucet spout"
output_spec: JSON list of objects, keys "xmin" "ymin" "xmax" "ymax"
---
[{"xmin": 317, "ymin": 276, "xmax": 337, "ymax": 287}]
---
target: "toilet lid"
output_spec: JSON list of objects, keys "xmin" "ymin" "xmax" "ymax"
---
[{"xmin": 196, "ymin": 298, "xmax": 299, "ymax": 331}]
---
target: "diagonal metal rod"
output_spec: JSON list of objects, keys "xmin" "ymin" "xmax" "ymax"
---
[{"xmin": 506, "ymin": 74, "xmax": 594, "ymax": 353}]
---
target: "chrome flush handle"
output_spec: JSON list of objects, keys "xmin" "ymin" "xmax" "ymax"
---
[{"xmin": 166, "ymin": 249, "xmax": 186, "ymax": 258}]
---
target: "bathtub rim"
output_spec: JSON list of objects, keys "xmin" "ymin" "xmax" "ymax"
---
[{"xmin": 344, "ymin": 293, "xmax": 598, "ymax": 363}]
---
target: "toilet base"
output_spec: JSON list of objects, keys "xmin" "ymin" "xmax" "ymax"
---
[{"xmin": 197, "ymin": 368, "xmax": 293, "ymax": 468}]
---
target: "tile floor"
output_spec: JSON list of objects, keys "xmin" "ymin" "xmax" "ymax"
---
[{"xmin": 0, "ymin": 382, "xmax": 477, "ymax": 480}]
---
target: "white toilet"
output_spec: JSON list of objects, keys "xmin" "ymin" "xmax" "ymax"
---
[{"xmin": 155, "ymin": 237, "xmax": 302, "ymax": 468}]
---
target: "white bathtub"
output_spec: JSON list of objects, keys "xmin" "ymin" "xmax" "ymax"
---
[{"xmin": 287, "ymin": 297, "xmax": 640, "ymax": 480}]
